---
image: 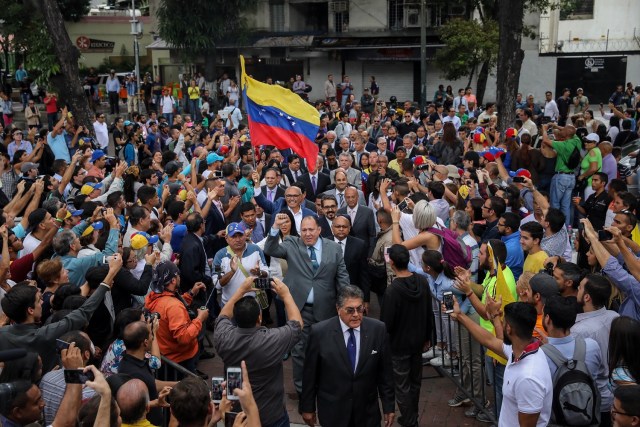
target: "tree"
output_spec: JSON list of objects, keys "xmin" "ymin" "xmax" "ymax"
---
[
  {"xmin": 435, "ymin": 17, "xmax": 498, "ymax": 105},
  {"xmin": 156, "ymin": 0, "xmax": 257, "ymax": 81},
  {"xmin": 35, "ymin": 0, "xmax": 92, "ymax": 128}
]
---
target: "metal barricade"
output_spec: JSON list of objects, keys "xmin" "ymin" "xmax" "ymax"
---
[
  {"xmin": 424, "ymin": 292, "xmax": 498, "ymax": 424},
  {"xmin": 157, "ymin": 355, "xmax": 199, "ymax": 427}
]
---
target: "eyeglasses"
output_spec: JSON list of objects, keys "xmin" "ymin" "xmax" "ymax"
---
[
  {"xmin": 611, "ymin": 408, "xmax": 638, "ymax": 419},
  {"xmin": 323, "ymin": 205, "xmax": 337, "ymax": 210},
  {"xmin": 343, "ymin": 305, "xmax": 365, "ymax": 315},
  {"xmin": 482, "ymin": 205, "xmax": 492, "ymax": 210}
]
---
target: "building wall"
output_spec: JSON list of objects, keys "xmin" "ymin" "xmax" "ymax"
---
[
  {"xmin": 348, "ymin": 0, "xmax": 388, "ymax": 31},
  {"xmin": 557, "ymin": 0, "xmax": 640, "ymax": 41},
  {"xmin": 66, "ymin": 17, "xmax": 154, "ymax": 69}
]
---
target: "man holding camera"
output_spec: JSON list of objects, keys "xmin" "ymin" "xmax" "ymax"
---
[{"xmin": 214, "ymin": 276, "xmax": 302, "ymax": 427}]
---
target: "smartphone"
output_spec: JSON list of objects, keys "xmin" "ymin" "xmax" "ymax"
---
[
  {"xmin": 224, "ymin": 412, "xmax": 238, "ymax": 427},
  {"xmin": 56, "ymin": 339, "xmax": 70, "ymax": 352},
  {"xmin": 64, "ymin": 368, "xmax": 95, "ymax": 384},
  {"xmin": 383, "ymin": 246, "xmax": 390, "ymax": 263},
  {"xmin": 598, "ymin": 230, "xmax": 613, "ymax": 241},
  {"xmin": 397, "ymin": 199, "xmax": 408, "ymax": 211},
  {"xmin": 512, "ymin": 176, "xmax": 525, "ymax": 183},
  {"xmin": 443, "ymin": 291, "xmax": 454, "ymax": 314},
  {"xmin": 211, "ymin": 377, "xmax": 224, "ymax": 404},
  {"xmin": 226, "ymin": 367, "xmax": 242, "ymax": 400},
  {"xmin": 253, "ymin": 277, "xmax": 270, "ymax": 290}
]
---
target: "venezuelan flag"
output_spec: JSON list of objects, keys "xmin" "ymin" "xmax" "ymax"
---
[{"xmin": 240, "ymin": 56, "xmax": 320, "ymax": 172}]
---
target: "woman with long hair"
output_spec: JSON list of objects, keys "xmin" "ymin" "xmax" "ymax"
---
[
  {"xmin": 608, "ymin": 316, "xmax": 640, "ymax": 389},
  {"xmin": 36, "ymin": 259, "xmax": 70, "ymax": 325},
  {"xmin": 122, "ymin": 165, "xmax": 141, "ymax": 204},
  {"xmin": 391, "ymin": 201, "xmax": 442, "ymax": 268},
  {"xmin": 433, "ymin": 122, "xmax": 463, "ymax": 167},
  {"xmin": 421, "ymin": 249, "xmax": 463, "ymax": 367}
]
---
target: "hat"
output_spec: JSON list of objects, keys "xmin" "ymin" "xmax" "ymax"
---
[
  {"xmin": 413, "ymin": 156, "xmax": 428, "ymax": 167},
  {"xmin": 226, "ymin": 222, "xmax": 246, "ymax": 236},
  {"xmin": 124, "ymin": 120, "xmax": 133, "ymax": 127},
  {"xmin": 509, "ymin": 168, "xmax": 532, "ymax": 179},
  {"xmin": 218, "ymin": 145, "xmax": 230, "ymax": 155},
  {"xmin": 164, "ymin": 161, "xmax": 181, "ymax": 176},
  {"xmin": 159, "ymin": 122, "xmax": 169, "ymax": 129},
  {"xmin": 458, "ymin": 185, "xmax": 470, "ymax": 199},
  {"xmin": 389, "ymin": 109, "xmax": 397, "ymax": 116},
  {"xmin": 577, "ymin": 87, "xmax": 583, "ymax": 92},
  {"xmin": 81, "ymin": 221, "xmax": 104, "ymax": 237},
  {"xmin": 206, "ymin": 152, "xmax": 224, "ymax": 165},
  {"xmin": 91, "ymin": 150, "xmax": 105, "ymax": 163},
  {"xmin": 80, "ymin": 182, "xmax": 103, "ymax": 196},
  {"xmin": 504, "ymin": 128, "xmax": 518, "ymax": 139},
  {"xmin": 150, "ymin": 261, "xmax": 180, "ymax": 293},
  {"xmin": 530, "ymin": 273, "xmax": 560, "ymax": 300},
  {"xmin": 20, "ymin": 162, "xmax": 39, "ymax": 174},
  {"xmin": 584, "ymin": 133, "xmax": 600, "ymax": 143},
  {"xmin": 481, "ymin": 146, "xmax": 506, "ymax": 162},
  {"xmin": 130, "ymin": 231, "xmax": 160, "ymax": 250},
  {"xmin": 64, "ymin": 209, "xmax": 84, "ymax": 220},
  {"xmin": 473, "ymin": 132, "xmax": 486, "ymax": 145},
  {"xmin": 446, "ymin": 165, "xmax": 460, "ymax": 179}
]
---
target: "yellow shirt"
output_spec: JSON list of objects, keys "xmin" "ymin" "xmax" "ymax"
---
[
  {"xmin": 388, "ymin": 159, "xmax": 402, "ymax": 173},
  {"xmin": 122, "ymin": 419, "xmax": 158, "ymax": 427},
  {"xmin": 523, "ymin": 250, "xmax": 548, "ymax": 275},
  {"xmin": 188, "ymin": 86, "xmax": 200, "ymax": 100}
]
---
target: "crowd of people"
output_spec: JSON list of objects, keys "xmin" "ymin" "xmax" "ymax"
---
[{"xmin": 0, "ymin": 70, "xmax": 639, "ymax": 427}]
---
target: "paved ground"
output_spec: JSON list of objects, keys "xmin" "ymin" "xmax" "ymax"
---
[{"xmin": 198, "ymin": 295, "xmax": 490, "ymax": 427}]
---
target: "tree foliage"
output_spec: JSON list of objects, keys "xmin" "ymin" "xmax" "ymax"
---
[{"xmin": 435, "ymin": 18, "xmax": 498, "ymax": 84}]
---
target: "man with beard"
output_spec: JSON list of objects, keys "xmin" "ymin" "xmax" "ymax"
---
[{"xmin": 319, "ymin": 195, "xmax": 337, "ymax": 238}]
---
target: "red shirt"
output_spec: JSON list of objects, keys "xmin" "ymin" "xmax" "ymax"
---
[{"xmin": 44, "ymin": 96, "xmax": 58, "ymax": 114}]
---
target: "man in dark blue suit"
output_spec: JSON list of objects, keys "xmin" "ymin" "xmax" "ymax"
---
[{"xmin": 252, "ymin": 171, "xmax": 316, "ymax": 231}]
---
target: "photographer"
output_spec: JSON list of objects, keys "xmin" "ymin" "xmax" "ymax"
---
[
  {"xmin": 214, "ymin": 275, "xmax": 302, "ymax": 427},
  {"xmin": 144, "ymin": 261, "xmax": 208, "ymax": 373}
]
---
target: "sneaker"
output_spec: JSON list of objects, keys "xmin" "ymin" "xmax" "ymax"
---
[
  {"xmin": 476, "ymin": 410, "xmax": 495, "ymax": 423},
  {"xmin": 447, "ymin": 395, "xmax": 470, "ymax": 407},
  {"xmin": 421, "ymin": 347, "xmax": 439, "ymax": 359},
  {"xmin": 430, "ymin": 353, "xmax": 458, "ymax": 368},
  {"xmin": 464, "ymin": 401, "xmax": 490, "ymax": 418}
]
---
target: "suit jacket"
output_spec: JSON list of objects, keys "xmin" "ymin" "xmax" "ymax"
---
[
  {"xmin": 301, "ymin": 316, "xmax": 395, "ymax": 427},
  {"xmin": 319, "ymin": 216, "xmax": 333, "ymax": 239},
  {"xmin": 338, "ymin": 205, "xmax": 377, "ymax": 257},
  {"xmin": 260, "ymin": 185, "xmax": 285, "ymax": 202},
  {"xmin": 330, "ymin": 167, "xmax": 362, "ymax": 188},
  {"xmin": 264, "ymin": 234, "xmax": 349, "ymax": 322},
  {"xmin": 204, "ymin": 200, "xmax": 227, "ymax": 255},
  {"xmin": 283, "ymin": 168, "xmax": 304, "ymax": 186},
  {"xmin": 375, "ymin": 149, "xmax": 396, "ymax": 162},
  {"xmin": 179, "ymin": 232, "xmax": 221, "ymax": 296},
  {"xmin": 298, "ymin": 172, "xmax": 331, "ymax": 201},
  {"xmin": 339, "ymin": 236, "xmax": 370, "ymax": 302},
  {"xmin": 254, "ymin": 192, "xmax": 317, "ymax": 230}
]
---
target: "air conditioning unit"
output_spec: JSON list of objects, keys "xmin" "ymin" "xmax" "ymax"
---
[
  {"xmin": 329, "ymin": 1, "xmax": 348, "ymax": 13},
  {"xmin": 404, "ymin": 6, "xmax": 421, "ymax": 28},
  {"xmin": 448, "ymin": 4, "xmax": 466, "ymax": 16}
]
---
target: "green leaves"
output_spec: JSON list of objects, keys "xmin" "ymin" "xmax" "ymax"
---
[{"xmin": 435, "ymin": 18, "xmax": 498, "ymax": 82}]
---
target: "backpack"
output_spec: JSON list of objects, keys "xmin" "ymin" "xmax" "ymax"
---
[
  {"xmin": 541, "ymin": 337, "xmax": 601, "ymax": 426},
  {"xmin": 427, "ymin": 226, "xmax": 472, "ymax": 269},
  {"xmin": 566, "ymin": 140, "xmax": 582, "ymax": 170}
]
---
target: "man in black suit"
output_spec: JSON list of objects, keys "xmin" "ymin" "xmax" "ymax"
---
[
  {"xmin": 374, "ymin": 137, "xmax": 396, "ymax": 162},
  {"xmin": 298, "ymin": 155, "xmax": 331, "ymax": 201},
  {"xmin": 318, "ymin": 194, "xmax": 337, "ymax": 238},
  {"xmin": 203, "ymin": 179, "xmax": 227, "ymax": 249},
  {"xmin": 282, "ymin": 154, "xmax": 305, "ymax": 186},
  {"xmin": 338, "ymin": 187, "xmax": 377, "ymax": 257},
  {"xmin": 301, "ymin": 285, "xmax": 395, "ymax": 427},
  {"xmin": 332, "ymin": 215, "xmax": 370, "ymax": 312},
  {"xmin": 261, "ymin": 168, "xmax": 285, "ymax": 203}
]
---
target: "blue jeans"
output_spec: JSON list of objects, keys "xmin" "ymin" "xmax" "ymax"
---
[
  {"xmin": 262, "ymin": 411, "xmax": 290, "ymax": 427},
  {"xmin": 485, "ymin": 355, "xmax": 505, "ymax": 418},
  {"xmin": 550, "ymin": 173, "xmax": 575, "ymax": 226},
  {"xmin": 21, "ymin": 92, "xmax": 29, "ymax": 110},
  {"xmin": 163, "ymin": 113, "xmax": 173, "ymax": 126},
  {"xmin": 189, "ymin": 99, "xmax": 201, "ymax": 121}
]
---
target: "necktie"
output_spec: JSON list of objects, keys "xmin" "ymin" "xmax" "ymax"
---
[
  {"xmin": 309, "ymin": 246, "xmax": 319, "ymax": 273},
  {"xmin": 349, "ymin": 209, "xmax": 356, "ymax": 224},
  {"xmin": 347, "ymin": 328, "xmax": 356, "ymax": 372},
  {"xmin": 338, "ymin": 240, "xmax": 344, "ymax": 254},
  {"xmin": 338, "ymin": 193, "xmax": 344, "ymax": 208},
  {"xmin": 312, "ymin": 175, "xmax": 317, "ymax": 194},
  {"xmin": 268, "ymin": 190, "xmax": 273, "ymax": 202}
]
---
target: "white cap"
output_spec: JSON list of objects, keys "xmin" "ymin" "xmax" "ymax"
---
[{"xmin": 584, "ymin": 133, "xmax": 600, "ymax": 143}]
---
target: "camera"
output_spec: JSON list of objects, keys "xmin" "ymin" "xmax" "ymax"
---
[
  {"xmin": 214, "ymin": 264, "xmax": 222, "ymax": 274},
  {"xmin": 213, "ymin": 170, "xmax": 223, "ymax": 178},
  {"xmin": 512, "ymin": 176, "xmax": 525, "ymax": 183},
  {"xmin": 544, "ymin": 262, "xmax": 554, "ymax": 276},
  {"xmin": 598, "ymin": 230, "xmax": 613, "ymax": 241},
  {"xmin": 143, "ymin": 310, "xmax": 161, "ymax": 321},
  {"xmin": 253, "ymin": 277, "xmax": 271, "ymax": 290}
]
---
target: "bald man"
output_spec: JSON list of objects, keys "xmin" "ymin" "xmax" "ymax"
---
[
  {"xmin": 338, "ymin": 186, "xmax": 377, "ymax": 256},
  {"xmin": 117, "ymin": 379, "xmax": 153, "ymax": 427}
]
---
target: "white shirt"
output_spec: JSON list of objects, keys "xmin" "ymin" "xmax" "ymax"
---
[
  {"xmin": 93, "ymin": 121, "xmax": 109, "ymax": 150},
  {"xmin": 335, "ymin": 237, "xmax": 346, "ymax": 255},
  {"xmin": 442, "ymin": 115, "xmax": 461, "ymax": 130},
  {"xmin": 290, "ymin": 207, "xmax": 304, "ymax": 232},
  {"xmin": 161, "ymin": 95, "xmax": 174, "ymax": 114},
  {"xmin": 544, "ymin": 100, "xmax": 560, "ymax": 121},
  {"xmin": 339, "ymin": 318, "xmax": 361, "ymax": 372},
  {"xmin": 20, "ymin": 233, "xmax": 41, "ymax": 258},
  {"xmin": 224, "ymin": 105, "xmax": 243, "ymax": 129},
  {"xmin": 500, "ymin": 344, "xmax": 553, "ymax": 427},
  {"xmin": 347, "ymin": 204, "xmax": 358, "ymax": 223}
]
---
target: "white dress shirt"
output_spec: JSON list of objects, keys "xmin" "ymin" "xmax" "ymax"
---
[
  {"xmin": 335, "ymin": 237, "xmax": 346, "ymax": 255},
  {"xmin": 339, "ymin": 318, "xmax": 361, "ymax": 372},
  {"xmin": 347, "ymin": 204, "xmax": 359, "ymax": 224}
]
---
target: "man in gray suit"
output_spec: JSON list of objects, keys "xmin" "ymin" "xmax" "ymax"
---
[
  {"xmin": 264, "ymin": 213, "xmax": 350, "ymax": 395},
  {"xmin": 330, "ymin": 153, "xmax": 362, "ymax": 188},
  {"xmin": 324, "ymin": 169, "xmax": 366, "ymax": 208}
]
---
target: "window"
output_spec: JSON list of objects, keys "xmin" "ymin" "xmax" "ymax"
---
[
  {"xmin": 560, "ymin": 0, "xmax": 594, "ymax": 20},
  {"xmin": 270, "ymin": 1, "xmax": 285, "ymax": 32}
]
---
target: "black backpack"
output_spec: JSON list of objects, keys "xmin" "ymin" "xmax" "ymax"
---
[
  {"xmin": 566, "ymin": 140, "xmax": 582, "ymax": 170},
  {"xmin": 541, "ymin": 337, "xmax": 601, "ymax": 426}
]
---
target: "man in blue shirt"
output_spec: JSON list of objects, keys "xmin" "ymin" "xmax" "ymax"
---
[
  {"xmin": 47, "ymin": 108, "xmax": 70, "ymax": 162},
  {"xmin": 498, "ymin": 212, "xmax": 524, "ymax": 280}
]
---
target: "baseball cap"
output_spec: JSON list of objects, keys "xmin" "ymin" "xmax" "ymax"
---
[
  {"xmin": 584, "ymin": 133, "xmax": 600, "ymax": 143},
  {"xmin": 65, "ymin": 209, "xmax": 84, "ymax": 220},
  {"xmin": 91, "ymin": 150, "xmax": 106, "ymax": 163},
  {"xmin": 124, "ymin": 120, "xmax": 133, "ymax": 127},
  {"xmin": 504, "ymin": 128, "xmax": 518, "ymax": 139},
  {"xmin": 164, "ymin": 161, "xmax": 181, "ymax": 176},
  {"xmin": 509, "ymin": 168, "xmax": 532, "ymax": 179},
  {"xmin": 473, "ymin": 132, "xmax": 486, "ymax": 145},
  {"xmin": 413, "ymin": 156, "xmax": 428, "ymax": 168},
  {"xmin": 218, "ymin": 145, "xmax": 230, "ymax": 156},
  {"xmin": 446, "ymin": 165, "xmax": 460, "ymax": 179},
  {"xmin": 20, "ymin": 162, "xmax": 39, "ymax": 174},
  {"xmin": 481, "ymin": 147, "xmax": 506, "ymax": 162},
  {"xmin": 81, "ymin": 221, "xmax": 104, "ymax": 237},
  {"xmin": 80, "ymin": 182, "xmax": 103, "ymax": 196},
  {"xmin": 206, "ymin": 152, "xmax": 224, "ymax": 165},
  {"xmin": 130, "ymin": 231, "xmax": 160, "ymax": 250},
  {"xmin": 226, "ymin": 222, "xmax": 246, "ymax": 237},
  {"xmin": 530, "ymin": 273, "xmax": 560, "ymax": 300},
  {"xmin": 150, "ymin": 261, "xmax": 180, "ymax": 293}
]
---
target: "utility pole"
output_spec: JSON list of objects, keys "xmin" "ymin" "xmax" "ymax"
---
[
  {"xmin": 420, "ymin": 0, "xmax": 427, "ymax": 109},
  {"xmin": 130, "ymin": 0, "xmax": 142, "ymax": 111}
]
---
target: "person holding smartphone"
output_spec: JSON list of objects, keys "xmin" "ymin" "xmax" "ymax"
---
[{"xmin": 573, "ymin": 172, "xmax": 611, "ymax": 269}]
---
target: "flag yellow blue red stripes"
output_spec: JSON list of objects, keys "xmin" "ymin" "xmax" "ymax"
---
[{"xmin": 240, "ymin": 55, "xmax": 320, "ymax": 172}]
